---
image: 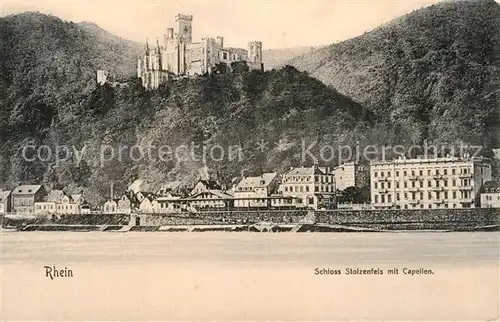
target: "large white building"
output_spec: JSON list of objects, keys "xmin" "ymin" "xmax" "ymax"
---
[
  {"xmin": 233, "ymin": 172, "xmax": 277, "ymax": 208},
  {"xmin": 370, "ymin": 156, "xmax": 492, "ymax": 209},
  {"xmin": 278, "ymin": 165, "xmax": 336, "ymax": 210}
]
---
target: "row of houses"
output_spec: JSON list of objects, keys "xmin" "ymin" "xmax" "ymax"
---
[
  {"xmin": 0, "ymin": 185, "xmax": 90, "ymax": 215},
  {"xmin": 102, "ymin": 163, "xmax": 347, "ymax": 214},
  {"xmin": 2, "ymin": 156, "xmax": 498, "ymax": 215}
]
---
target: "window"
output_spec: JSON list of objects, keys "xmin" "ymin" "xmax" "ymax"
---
[
  {"xmin": 381, "ymin": 195, "xmax": 385, "ymax": 203},
  {"xmin": 452, "ymin": 179, "xmax": 456, "ymax": 186},
  {"xmin": 396, "ymin": 182, "xmax": 400, "ymax": 188},
  {"xmin": 404, "ymin": 170, "xmax": 407, "ymax": 176},
  {"xmin": 397, "ymin": 193, "xmax": 400, "ymax": 201},
  {"xmin": 436, "ymin": 169, "xmax": 440, "ymax": 175},
  {"xmin": 388, "ymin": 194, "xmax": 392, "ymax": 203},
  {"xmin": 396, "ymin": 171, "xmax": 399, "ymax": 177},
  {"xmin": 419, "ymin": 170, "xmax": 423, "ymax": 176},
  {"xmin": 444, "ymin": 180, "xmax": 448, "ymax": 187},
  {"xmin": 428, "ymin": 181, "xmax": 431, "ymax": 187},
  {"xmin": 404, "ymin": 182, "xmax": 407, "ymax": 188},
  {"xmin": 428, "ymin": 170, "xmax": 431, "ymax": 176},
  {"xmin": 452, "ymin": 169, "xmax": 456, "ymax": 175},
  {"xmin": 374, "ymin": 195, "xmax": 378, "ymax": 203},
  {"xmin": 444, "ymin": 169, "xmax": 447, "ymax": 175},
  {"xmin": 388, "ymin": 182, "xmax": 391, "ymax": 189},
  {"xmin": 223, "ymin": 52, "xmax": 228, "ymax": 59},
  {"xmin": 453, "ymin": 191, "xmax": 456, "ymax": 199},
  {"xmin": 412, "ymin": 170, "xmax": 415, "ymax": 176},
  {"xmin": 374, "ymin": 172, "xmax": 378, "ymax": 178},
  {"xmin": 428, "ymin": 192, "xmax": 432, "ymax": 199},
  {"xmin": 381, "ymin": 182, "xmax": 385, "ymax": 189},
  {"xmin": 412, "ymin": 181, "xmax": 415, "ymax": 188},
  {"xmin": 374, "ymin": 182, "xmax": 378, "ymax": 189},
  {"xmin": 388, "ymin": 171, "xmax": 391, "ymax": 177}
]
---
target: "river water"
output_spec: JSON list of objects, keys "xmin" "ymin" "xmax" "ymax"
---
[{"xmin": 1, "ymin": 232, "xmax": 498, "ymax": 320}]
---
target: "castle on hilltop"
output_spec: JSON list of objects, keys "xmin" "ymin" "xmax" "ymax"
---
[{"xmin": 137, "ymin": 13, "xmax": 264, "ymax": 89}]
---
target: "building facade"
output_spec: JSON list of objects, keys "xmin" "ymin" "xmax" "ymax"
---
[
  {"xmin": 11, "ymin": 185, "xmax": 47, "ymax": 214},
  {"xmin": 137, "ymin": 13, "xmax": 264, "ymax": 89},
  {"xmin": 0, "ymin": 190, "xmax": 12, "ymax": 214},
  {"xmin": 370, "ymin": 156, "xmax": 492, "ymax": 209},
  {"xmin": 278, "ymin": 165, "xmax": 336, "ymax": 210},
  {"xmin": 480, "ymin": 181, "xmax": 500, "ymax": 208},
  {"xmin": 233, "ymin": 173, "xmax": 277, "ymax": 208}
]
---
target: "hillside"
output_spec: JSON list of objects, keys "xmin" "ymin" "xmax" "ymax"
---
[
  {"xmin": 290, "ymin": 0, "xmax": 500, "ymax": 148},
  {"xmin": 0, "ymin": 12, "xmax": 375, "ymax": 206},
  {"xmin": 262, "ymin": 46, "xmax": 323, "ymax": 70}
]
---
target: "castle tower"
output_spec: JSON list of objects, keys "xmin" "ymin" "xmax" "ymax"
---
[
  {"xmin": 96, "ymin": 70, "xmax": 108, "ymax": 85},
  {"xmin": 166, "ymin": 28, "xmax": 174, "ymax": 39},
  {"xmin": 247, "ymin": 41, "xmax": 263, "ymax": 68},
  {"xmin": 175, "ymin": 14, "xmax": 193, "ymax": 43}
]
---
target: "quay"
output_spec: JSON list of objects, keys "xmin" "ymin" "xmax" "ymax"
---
[{"xmin": 1, "ymin": 208, "xmax": 499, "ymax": 232}]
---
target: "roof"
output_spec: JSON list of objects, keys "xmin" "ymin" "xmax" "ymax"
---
[
  {"xmin": 47, "ymin": 190, "xmax": 65, "ymax": 202},
  {"xmin": 196, "ymin": 180, "xmax": 221, "ymax": 190},
  {"xmin": 191, "ymin": 190, "xmax": 233, "ymax": 200},
  {"xmin": 483, "ymin": 181, "xmax": 500, "ymax": 192},
  {"xmin": 13, "ymin": 185, "xmax": 43, "ymax": 195},
  {"xmin": 71, "ymin": 194, "xmax": 83, "ymax": 202},
  {"xmin": 236, "ymin": 172, "xmax": 277, "ymax": 189},
  {"xmin": 0, "ymin": 190, "xmax": 11, "ymax": 202},
  {"xmin": 157, "ymin": 181, "xmax": 182, "ymax": 194},
  {"xmin": 283, "ymin": 166, "xmax": 325, "ymax": 176}
]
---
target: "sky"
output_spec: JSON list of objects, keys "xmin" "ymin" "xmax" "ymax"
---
[{"xmin": 1, "ymin": 0, "xmax": 447, "ymax": 49}]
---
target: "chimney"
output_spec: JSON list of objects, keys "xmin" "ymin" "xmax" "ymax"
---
[{"xmin": 110, "ymin": 182, "xmax": 114, "ymax": 200}]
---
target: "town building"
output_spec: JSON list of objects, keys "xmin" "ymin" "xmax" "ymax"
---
[
  {"xmin": 156, "ymin": 181, "xmax": 183, "ymax": 196},
  {"xmin": 137, "ymin": 13, "xmax": 263, "ymax": 89},
  {"xmin": 278, "ymin": 165, "xmax": 336, "ymax": 210},
  {"xmin": 188, "ymin": 190, "xmax": 234, "ymax": 209},
  {"xmin": 117, "ymin": 193, "xmax": 137, "ymax": 214},
  {"xmin": 152, "ymin": 193, "xmax": 182, "ymax": 213},
  {"xmin": 103, "ymin": 199, "xmax": 120, "ymax": 214},
  {"xmin": 35, "ymin": 190, "xmax": 87, "ymax": 215},
  {"xmin": 333, "ymin": 162, "xmax": 368, "ymax": 191},
  {"xmin": 190, "ymin": 180, "xmax": 222, "ymax": 196},
  {"xmin": 233, "ymin": 172, "xmax": 278, "ymax": 208},
  {"xmin": 480, "ymin": 181, "xmax": 500, "ymax": 208},
  {"xmin": 370, "ymin": 156, "xmax": 492, "ymax": 209},
  {"xmin": 11, "ymin": 185, "xmax": 47, "ymax": 214},
  {"xmin": 0, "ymin": 190, "xmax": 12, "ymax": 214},
  {"xmin": 138, "ymin": 194, "xmax": 157, "ymax": 213},
  {"xmin": 34, "ymin": 189, "xmax": 64, "ymax": 214}
]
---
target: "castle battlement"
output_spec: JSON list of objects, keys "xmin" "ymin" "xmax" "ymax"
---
[
  {"xmin": 137, "ymin": 13, "xmax": 263, "ymax": 89},
  {"xmin": 175, "ymin": 14, "xmax": 193, "ymax": 21}
]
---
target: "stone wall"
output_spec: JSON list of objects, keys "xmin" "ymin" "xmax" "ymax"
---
[
  {"xmin": 134, "ymin": 210, "xmax": 307, "ymax": 226},
  {"xmin": 315, "ymin": 208, "xmax": 500, "ymax": 230}
]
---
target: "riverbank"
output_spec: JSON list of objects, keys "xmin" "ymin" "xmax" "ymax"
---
[{"xmin": 2, "ymin": 208, "xmax": 499, "ymax": 232}]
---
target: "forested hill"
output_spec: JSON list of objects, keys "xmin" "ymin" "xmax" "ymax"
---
[
  {"xmin": 0, "ymin": 11, "xmax": 375, "ymax": 206},
  {"xmin": 289, "ymin": 0, "xmax": 500, "ymax": 148}
]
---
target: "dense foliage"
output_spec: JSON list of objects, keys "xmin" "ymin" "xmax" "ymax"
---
[
  {"xmin": 1, "ymin": 2, "xmax": 499, "ymax": 207},
  {"xmin": 290, "ymin": 0, "xmax": 500, "ymax": 149},
  {"xmin": 0, "ymin": 12, "xmax": 375, "ymax": 205}
]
